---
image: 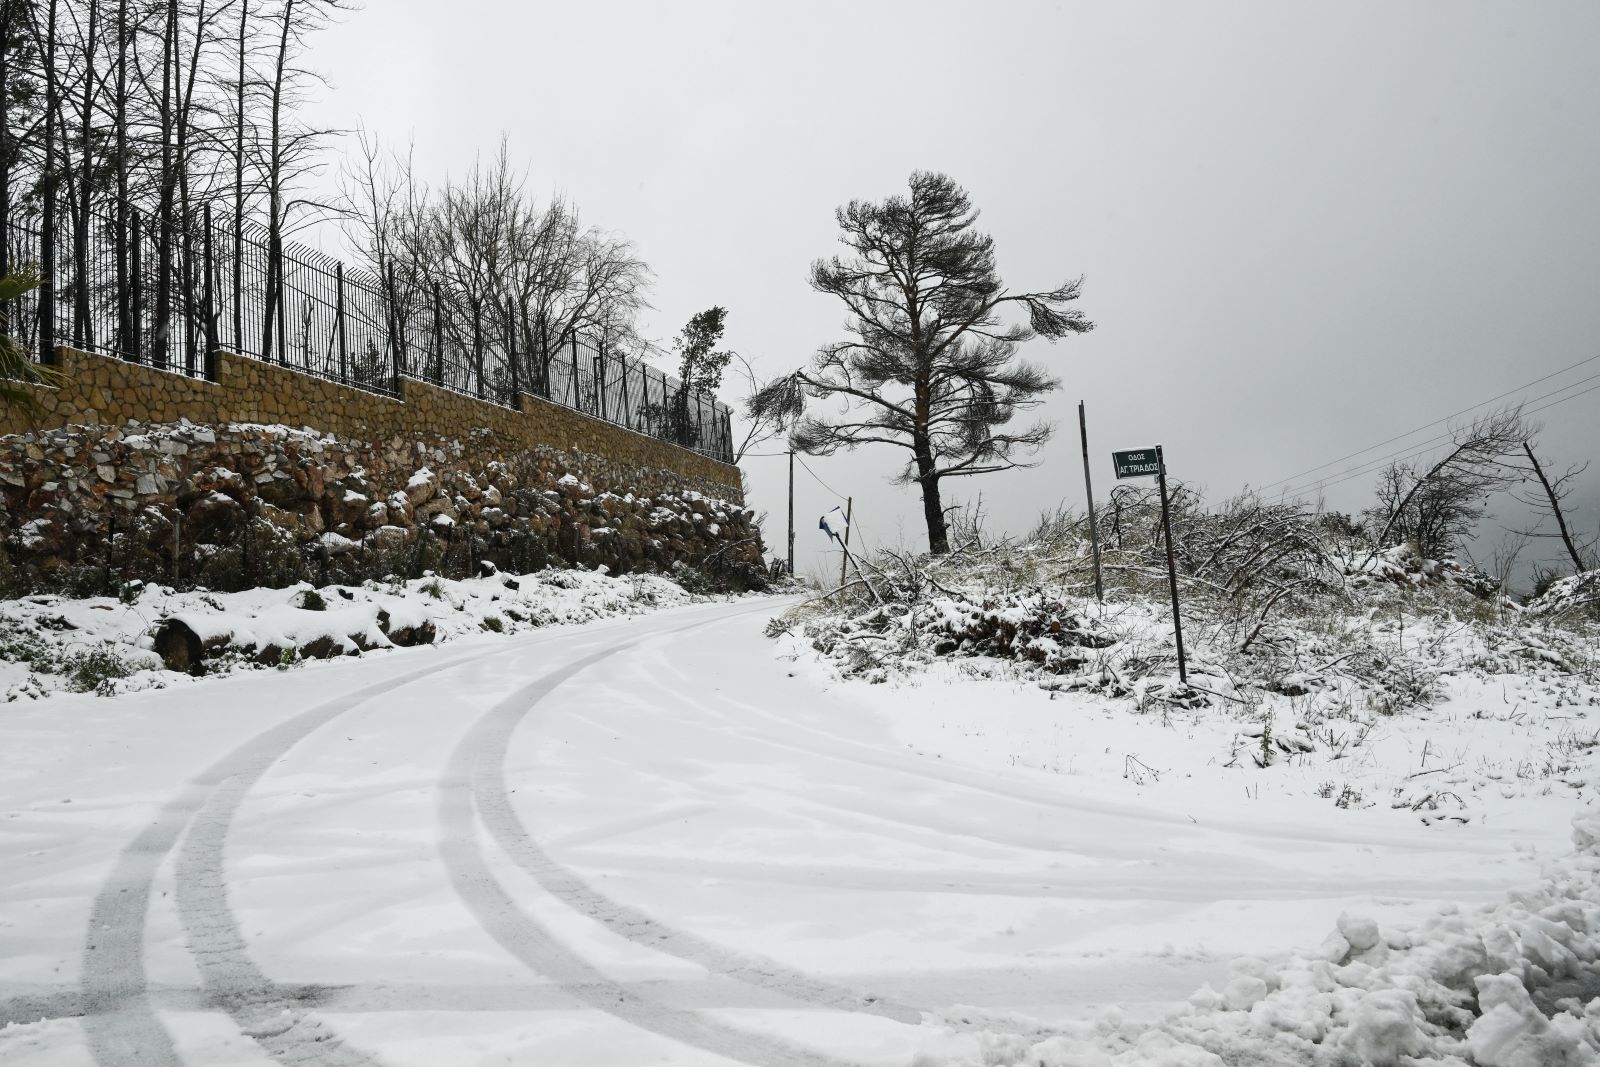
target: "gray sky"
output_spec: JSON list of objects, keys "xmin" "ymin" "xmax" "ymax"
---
[{"xmin": 305, "ymin": 1, "xmax": 1600, "ymax": 584}]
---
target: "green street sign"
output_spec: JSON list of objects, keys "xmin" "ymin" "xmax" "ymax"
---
[{"xmin": 1113, "ymin": 447, "xmax": 1161, "ymax": 480}]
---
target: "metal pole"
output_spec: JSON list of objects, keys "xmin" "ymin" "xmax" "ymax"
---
[
  {"xmin": 335, "ymin": 262, "xmax": 347, "ymax": 384},
  {"xmin": 130, "ymin": 206, "xmax": 143, "ymax": 361},
  {"xmin": 787, "ymin": 450, "xmax": 795, "ymax": 577},
  {"xmin": 432, "ymin": 281, "xmax": 444, "ymax": 383},
  {"xmin": 570, "ymin": 335, "xmax": 580, "ymax": 410},
  {"xmin": 838, "ymin": 496, "xmax": 853, "ymax": 590},
  {"xmin": 1155, "ymin": 443, "xmax": 1188, "ymax": 686},
  {"xmin": 274, "ymin": 242, "xmax": 286, "ymax": 367},
  {"xmin": 1078, "ymin": 401, "xmax": 1103, "ymax": 602},
  {"xmin": 383, "ymin": 260, "xmax": 398, "ymax": 377},
  {"xmin": 472, "ymin": 301, "xmax": 485, "ymax": 398},
  {"xmin": 619, "ymin": 341, "xmax": 632, "ymax": 428},
  {"xmin": 202, "ymin": 203, "xmax": 216, "ymax": 376},
  {"xmin": 506, "ymin": 298, "xmax": 520, "ymax": 401}
]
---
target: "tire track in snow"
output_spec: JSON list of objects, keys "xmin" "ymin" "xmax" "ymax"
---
[
  {"xmin": 82, "ymin": 645, "xmax": 506, "ymax": 1067},
  {"xmin": 650, "ymin": 641, "xmax": 1506, "ymax": 857},
  {"xmin": 175, "ymin": 771, "xmax": 390, "ymax": 1066},
  {"xmin": 467, "ymin": 654, "xmax": 927, "ymax": 1026},
  {"xmin": 441, "ymin": 616, "xmax": 898, "ymax": 1067}
]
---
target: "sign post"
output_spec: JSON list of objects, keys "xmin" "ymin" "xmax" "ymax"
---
[
  {"xmin": 1078, "ymin": 402, "xmax": 1103, "ymax": 602},
  {"xmin": 1112, "ymin": 444, "xmax": 1188, "ymax": 686},
  {"xmin": 837, "ymin": 496, "xmax": 853, "ymax": 591}
]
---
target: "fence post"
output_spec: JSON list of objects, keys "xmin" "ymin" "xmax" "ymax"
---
[
  {"xmin": 116, "ymin": 202, "xmax": 132, "ymax": 360},
  {"xmin": 232, "ymin": 208, "xmax": 242, "ymax": 357},
  {"xmin": 432, "ymin": 282, "xmax": 444, "ymax": 384},
  {"xmin": 39, "ymin": 165, "xmax": 56, "ymax": 366},
  {"xmin": 520, "ymin": 304, "xmax": 537, "ymax": 397},
  {"xmin": 129, "ymin": 206, "xmax": 143, "ymax": 363},
  {"xmin": 202, "ymin": 203, "xmax": 217, "ymax": 378},
  {"xmin": 182, "ymin": 222, "xmax": 196, "ymax": 376},
  {"xmin": 335, "ymin": 262, "xmax": 348, "ymax": 385},
  {"xmin": 274, "ymin": 241, "xmax": 286, "ymax": 367},
  {"xmin": 472, "ymin": 301, "xmax": 485, "ymax": 399},
  {"xmin": 570, "ymin": 335, "xmax": 580, "ymax": 410},
  {"xmin": 505, "ymin": 297, "xmax": 519, "ymax": 402},
  {"xmin": 382, "ymin": 261, "xmax": 399, "ymax": 383},
  {"xmin": 619, "ymin": 352, "xmax": 632, "ymax": 430},
  {"xmin": 653, "ymin": 368, "xmax": 664, "ymax": 438}
]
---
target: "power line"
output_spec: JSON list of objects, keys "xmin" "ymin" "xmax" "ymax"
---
[
  {"xmin": 795, "ymin": 455, "xmax": 849, "ymax": 501},
  {"xmin": 1279, "ymin": 378, "xmax": 1600, "ymax": 499},
  {"xmin": 1257, "ymin": 351, "xmax": 1600, "ymax": 493},
  {"xmin": 1277, "ymin": 369, "xmax": 1600, "ymax": 498}
]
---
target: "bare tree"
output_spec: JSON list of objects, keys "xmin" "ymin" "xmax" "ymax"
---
[
  {"xmin": 36, "ymin": 0, "xmax": 61, "ymax": 359},
  {"xmin": 1485, "ymin": 530, "xmax": 1532, "ymax": 596},
  {"xmin": 341, "ymin": 135, "xmax": 652, "ymax": 403},
  {"xmin": 0, "ymin": 0, "xmax": 40, "ymax": 312},
  {"xmin": 522, "ymin": 211, "xmax": 648, "ymax": 392},
  {"xmin": 727, "ymin": 350, "xmax": 795, "ymax": 463},
  {"xmin": 257, "ymin": 0, "xmax": 341, "ymax": 363},
  {"xmin": 1362, "ymin": 407, "xmax": 1529, "ymax": 563},
  {"xmin": 750, "ymin": 171, "xmax": 1093, "ymax": 554},
  {"xmin": 1510, "ymin": 439, "xmax": 1594, "ymax": 574}
]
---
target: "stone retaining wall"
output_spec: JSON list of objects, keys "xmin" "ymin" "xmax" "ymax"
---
[
  {"xmin": 0, "ymin": 347, "xmax": 742, "ymax": 502},
  {"xmin": 0, "ymin": 420, "xmax": 765, "ymax": 595}
]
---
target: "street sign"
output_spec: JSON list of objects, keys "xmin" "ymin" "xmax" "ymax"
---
[
  {"xmin": 1111, "ymin": 443, "xmax": 1189, "ymax": 686},
  {"xmin": 1113, "ymin": 447, "xmax": 1160, "ymax": 480}
]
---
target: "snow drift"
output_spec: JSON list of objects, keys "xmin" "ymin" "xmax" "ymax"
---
[{"xmin": 916, "ymin": 814, "xmax": 1600, "ymax": 1066}]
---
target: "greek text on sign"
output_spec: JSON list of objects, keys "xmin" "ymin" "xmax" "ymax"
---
[{"xmin": 1113, "ymin": 448, "xmax": 1160, "ymax": 480}]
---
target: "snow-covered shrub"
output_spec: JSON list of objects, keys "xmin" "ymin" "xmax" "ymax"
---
[
  {"xmin": 1531, "ymin": 571, "xmax": 1600, "ymax": 624},
  {"xmin": 776, "ymin": 491, "xmax": 1595, "ymax": 715}
]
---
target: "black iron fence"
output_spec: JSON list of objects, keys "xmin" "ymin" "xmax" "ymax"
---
[{"xmin": 1, "ymin": 200, "xmax": 735, "ymax": 463}]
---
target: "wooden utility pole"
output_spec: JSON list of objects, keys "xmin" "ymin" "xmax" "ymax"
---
[
  {"xmin": 786, "ymin": 450, "xmax": 795, "ymax": 577},
  {"xmin": 1078, "ymin": 401, "xmax": 1103, "ymax": 602},
  {"xmin": 837, "ymin": 496, "xmax": 853, "ymax": 590},
  {"xmin": 1155, "ymin": 444, "xmax": 1188, "ymax": 685}
]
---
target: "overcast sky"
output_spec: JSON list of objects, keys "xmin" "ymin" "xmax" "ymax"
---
[{"xmin": 304, "ymin": 1, "xmax": 1600, "ymax": 584}]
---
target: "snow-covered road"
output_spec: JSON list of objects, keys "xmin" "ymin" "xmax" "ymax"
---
[{"xmin": 0, "ymin": 598, "xmax": 1559, "ymax": 1065}]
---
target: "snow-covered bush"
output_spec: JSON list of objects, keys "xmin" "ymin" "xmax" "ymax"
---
[
  {"xmin": 1531, "ymin": 571, "xmax": 1600, "ymax": 624},
  {"xmin": 776, "ymin": 492, "xmax": 1596, "ymax": 714}
]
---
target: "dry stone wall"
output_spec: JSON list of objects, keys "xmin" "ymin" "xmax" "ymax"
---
[
  {"xmin": 0, "ymin": 420, "xmax": 764, "ymax": 595},
  {"xmin": 0, "ymin": 348, "xmax": 763, "ymax": 593}
]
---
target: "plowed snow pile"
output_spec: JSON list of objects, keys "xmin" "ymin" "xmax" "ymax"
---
[{"xmin": 914, "ymin": 814, "xmax": 1600, "ymax": 1066}]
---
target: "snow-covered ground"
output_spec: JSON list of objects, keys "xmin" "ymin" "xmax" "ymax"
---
[
  {"xmin": 0, "ymin": 567, "xmax": 715, "ymax": 701},
  {"xmin": 2, "ymin": 592, "xmax": 1597, "ymax": 1065}
]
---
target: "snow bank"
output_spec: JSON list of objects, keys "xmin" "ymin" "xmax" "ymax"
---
[
  {"xmin": 0, "ymin": 566, "xmax": 758, "ymax": 699},
  {"xmin": 916, "ymin": 814, "xmax": 1600, "ymax": 1066}
]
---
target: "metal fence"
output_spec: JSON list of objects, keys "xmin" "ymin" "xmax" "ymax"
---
[{"xmin": 2, "ymin": 200, "xmax": 735, "ymax": 463}]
